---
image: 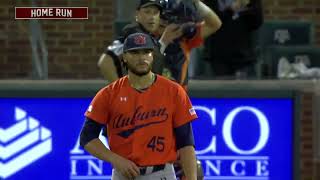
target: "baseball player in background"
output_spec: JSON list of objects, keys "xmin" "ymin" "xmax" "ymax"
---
[
  {"xmin": 80, "ymin": 32, "xmax": 198, "ymax": 180},
  {"xmin": 98, "ymin": 0, "xmax": 221, "ymax": 90},
  {"xmin": 97, "ymin": 0, "xmax": 169, "ymax": 82}
]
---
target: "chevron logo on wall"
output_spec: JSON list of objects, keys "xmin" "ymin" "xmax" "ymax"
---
[{"xmin": 0, "ymin": 107, "xmax": 52, "ymax": 179}]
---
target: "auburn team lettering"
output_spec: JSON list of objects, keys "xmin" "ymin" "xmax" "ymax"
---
[{"xmin": 112, "ymin": 105, "xmax": 169, "ymax": 129}]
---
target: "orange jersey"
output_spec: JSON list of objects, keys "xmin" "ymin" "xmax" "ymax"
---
[{"xmin": 85, "ymin": 75, "xmax": 198, "ymax": 166}]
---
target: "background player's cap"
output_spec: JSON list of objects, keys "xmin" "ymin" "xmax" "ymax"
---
[
  {"xmin": 137, "ymin": 0, "xmax": 163, "ymax": 11},
  {"xmin": 123, "ymin": 33, "xmax": 155, "ymax": 52}
]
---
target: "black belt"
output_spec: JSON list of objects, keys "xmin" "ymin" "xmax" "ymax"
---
[{"xmin": 139, "ymin": 164, "xmax": 166, "ymax": 175}]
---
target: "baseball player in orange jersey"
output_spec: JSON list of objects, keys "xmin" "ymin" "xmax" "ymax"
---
[{"xmin": 80, "ymin": 32, "xmax": 198, "ymax": 180}]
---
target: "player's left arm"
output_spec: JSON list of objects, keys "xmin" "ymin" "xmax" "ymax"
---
[
  {"xmin": 179, "ymin": 146, "xmax": 197, "ymax": 180},
  {"xmin": 173, "ymin": 85, "xmax": 198, "ymax": 180},
  {"xmin": 195, "ymin": 0, "xmax": 222, "ymax": 39},
  {"xmin": 175, "ymin": 123, "xmax": 197, "ymax": 180}
]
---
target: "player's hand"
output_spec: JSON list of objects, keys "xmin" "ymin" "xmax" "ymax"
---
[
  {"xmin": 110, "ymin": 154, "xmax": 140, "ymax": 179},
  {"xmin": 159, "ymin": 24, "xmax": 183, "ymax": 46}
]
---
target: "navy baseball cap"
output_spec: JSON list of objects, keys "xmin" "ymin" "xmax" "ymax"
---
[
  {"xmin": 137, "ymin": 0, "xmax": 163, "ymax": 11},
  {"xmin": 123, "ymin": 33, "xmax": 155, "ymax": 52}
]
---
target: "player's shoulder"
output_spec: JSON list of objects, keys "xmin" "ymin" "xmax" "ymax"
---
[
  {"xmin": 99, "ymin": 76, "xmax": 128, "ymax": 95},
  {"xmin": 156, "ymin": 75, "xmax": 185, "ymax": 93},
  {"xmin": 106, "ymin": 76, "xmax": 127, "ymax": 89}
]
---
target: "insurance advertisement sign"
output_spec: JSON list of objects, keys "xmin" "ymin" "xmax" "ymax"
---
[{"xmin": 0, "ymin": 98, "xmax": 293, "ymax": 180}]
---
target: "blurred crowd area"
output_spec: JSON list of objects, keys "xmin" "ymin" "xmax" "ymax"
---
[{"xmin": 0, "ymin": 0, "xmax": 319, "ymax": 80}]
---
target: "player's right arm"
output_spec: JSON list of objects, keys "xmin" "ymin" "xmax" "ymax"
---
[
  {"xmin": 80, "ymin": 119, "xmax": 139, "ymax": 179},
  {"xmin": 79, "ymin": 88, "xmax": 139, "ymax": 179}
]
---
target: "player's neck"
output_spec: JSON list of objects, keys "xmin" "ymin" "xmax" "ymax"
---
[{"xmin": 128, "ymin": 72, "xmax": 155, "ymax": 90}]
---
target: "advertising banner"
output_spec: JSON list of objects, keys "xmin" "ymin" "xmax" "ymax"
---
[{"xmin": 0, "ymin": 97, "xmax": 293, "ymax": 180}]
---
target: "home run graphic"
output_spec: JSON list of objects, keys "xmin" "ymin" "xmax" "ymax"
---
[{"xmin": 0, "ymin": 107, "xmax": 52, "ymax": 179}]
